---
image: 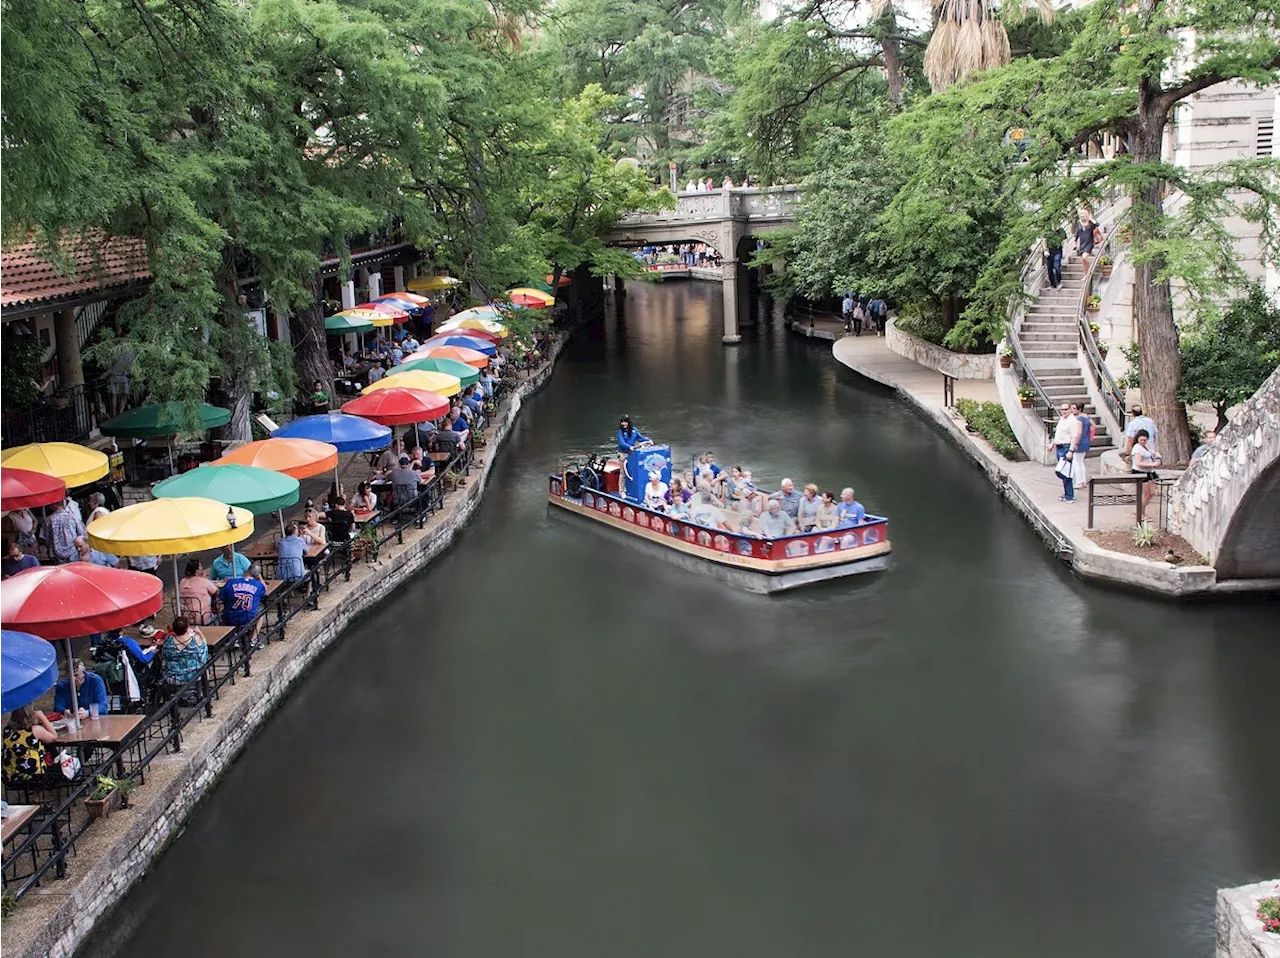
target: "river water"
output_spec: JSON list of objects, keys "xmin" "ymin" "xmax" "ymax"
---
[{"xmin": 100, "ymin": 282, "xmax": 1278, "ymax": 958}]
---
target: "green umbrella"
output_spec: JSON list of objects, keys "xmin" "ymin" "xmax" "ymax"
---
[
  {"xmin": 152, "ymin": 464, "xmax": 300, "ymax": 515},
  {"xmin": 325, "ymin": 314, "xmax": 376, "ymax": 335},
  {"xmin": 101, "ymin": 402, "xmax": 231, "ymax": 439},
  {"xmin": 396, "ymin": 355, "xmax": 480, "ymax": 387}
]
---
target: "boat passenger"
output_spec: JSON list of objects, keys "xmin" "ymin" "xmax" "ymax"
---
[
  {"xmin": 667, "ymin": 497, "xmax": 690, "ymax": 519},
  {"xmin": 735, "ymin": 486, "xmax": 764, "ymax": 517},
  {"xmin": 814, "ymin": 491, "xmax": 840, "ymax": 530},
  {"xmin": 696, "ymin": 452, "xmax": 723, "ymax": 492},
  {"xmin": 759, "ymin": 498, "xmax": 798, "ymax": 538},
  {"xmin": 773, "ymin": 478, "xmax": 803, "ymax": 519},
  {"xmin": 665, "ymin": 477, "xmax": 692, "ymax": 506},
  {"xmin": 797, "ymin": 483, "xmax": 821, "ymax": 532},
  {"xmin": 735, "ymin": 512, "xmax": 762, "ymax": 537},
  {"xmin": 724, "ymin": 465, "xmax": 744, "ymax": 500},
  {"xmin": 689, "ymin": 482, "xmax": 725, "ymax": 527},
  {"xmin": 836, "ymin": 487, "xmax": 866, "ymax": 526},
  {"xmin": 643, "ymin": 472, "xmax": 669, "ymax": 511},
  {"xmin": 615, "ymin": 415, "xmax": 650, "ymax": 455}
]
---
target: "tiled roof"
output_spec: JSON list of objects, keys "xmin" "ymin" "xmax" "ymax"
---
[{"xmin": 1, "ymin": 231, "xmax": 150, "ymax": 312}]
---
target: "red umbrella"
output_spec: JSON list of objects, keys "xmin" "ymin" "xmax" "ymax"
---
[
  {"xmin": 1, "ymin": 467, "xmax": 67, "ymax": 510},
  {"xmin": 363, "ymin": 302, "xmax": 411, "ymax": 323},
  {"xmin": 434, "ymin": 327, "xmax": 501, "ymax": 345},
  {"xmin": 1, "ymin": 563, "xmax": 165, "ymax": 721},
  {"xmin": 507, "ymin": 293, "xmax": 549, "ymax": 309},
  {"xmin": 341, "ymin": 387, "xmax": 451, "ymax": 426}
]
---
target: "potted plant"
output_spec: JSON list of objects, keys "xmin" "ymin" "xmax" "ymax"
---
[
  {"xmin": 997, "ymin": 342, "xmax": 1014, "ymax": 368},
  {"xmin": 1085, "ymin": 295, "xmax": 1101, "ymax": 315},
  {"xmin": 1098, "ymin": 255, "xmax": 1113, "ymax": 277},
  {"xmin": 1096, "ymin": 339, "xmax": 1109, "ymax": 359},
  {"xmin": 85, "ymin": 776, "xmax": 121, "ymax": 820},
  {"xmin": 1088, "ymin": 320, "xmax": 1100, "ymax": 337},
  {"xmin": 1017, "ymin": 385, "xmax": 1037, "ymax": 408},
  {"xmin": 116, "ymin": 776, "xmax": 137, "ymax": 810}
]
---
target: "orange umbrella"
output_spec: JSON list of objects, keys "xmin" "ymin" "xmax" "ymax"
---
[
  {"xmin": 212, "ymin": 438, "xmax": 338, "ymax": 480},
  {"xmin": 414, "ymin": 345, "xmax": 489, "ymax": 369}
]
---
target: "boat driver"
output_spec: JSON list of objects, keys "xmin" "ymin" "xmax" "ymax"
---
[{"xmin": 616, "ymin": 415, "xmax": 650, "ymax": 455}]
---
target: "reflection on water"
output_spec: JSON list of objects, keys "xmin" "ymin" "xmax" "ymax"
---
[{"xmin": 97, "ymin": 282, "xmax": 1280, "ymax": 958}]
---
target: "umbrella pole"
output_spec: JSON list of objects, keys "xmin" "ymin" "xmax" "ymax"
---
[
  {"xmin": 171, "ymin": 555, "xmax": 181, "ymax": 617},
  {"xmin": 278, "ymin": 509, "xmax": 286, "ymax": 535},
  {"xmin": 66, "ymin": 637, "xmax": 81, "ymax": 728}
]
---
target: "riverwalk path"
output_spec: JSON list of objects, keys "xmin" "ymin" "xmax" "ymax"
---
[{"xmin": 826, "ymin": 330, "xmax": 1223, "ymax": 596}]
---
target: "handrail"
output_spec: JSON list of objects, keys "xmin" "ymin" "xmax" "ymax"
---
[
  {"xmin": 1003, "ymin": 322, "xmax": 1056, "ymax": 426},
  {"xmin": 1074, "ymin": 217, "xmax": 1128, "ymax": 431}
]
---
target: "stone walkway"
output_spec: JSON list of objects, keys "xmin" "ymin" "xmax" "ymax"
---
[{"xmin": 829, "ymin": 333, "xmax": 1220, "ymax": 596}]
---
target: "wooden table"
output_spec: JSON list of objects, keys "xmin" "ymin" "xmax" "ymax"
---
[
  {"xmin": 54, "ymin": 714, "xmax": 143, "ymax": 746},
  {"xmin": 1, "ymin": 805, "xmax": 41, "ymax": 844},
  {"xmin": 243, "ymin": 539, "xmax": 326, "ymax": 561}
]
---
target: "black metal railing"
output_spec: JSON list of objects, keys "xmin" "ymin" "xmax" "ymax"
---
[
  {"xmin": 0, "ymin": 380, "xmax": 109, "ymax": 450},
  {"xmin": 0, "ymin": 385, "xmax": 509, "ymax": 904},
  {"xmin": 1075, "ymin": 218, "xmax": 1128, "ymax": 433}
]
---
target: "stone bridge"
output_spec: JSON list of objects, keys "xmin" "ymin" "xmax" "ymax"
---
[
  {"xmin": 605, "ymin": 187, "xmax": 801, "ymax": 343},
  {"xmin": 1169, "ymin": 365, "xmax": 1280, "ymax": 580}
]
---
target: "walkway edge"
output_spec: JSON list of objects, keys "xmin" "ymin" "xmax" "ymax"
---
[
  {"xmin": 829, "ymin": 338, "xmax": 1231, "ymax": 598},
  {"xmin": 14, "ymin": 336, "xmax": 569, "ymax": 958}
]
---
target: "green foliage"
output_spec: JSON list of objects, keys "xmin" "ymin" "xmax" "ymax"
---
[
  {"xmin": 87, "ymin": 776, "xmax": 119, "ymax": 802},
  {"xmin": 1, "ymin": 327, "xmax": 46, "ymax": 410},
  {"xmin": 955, "ymin": 397, "xmax": 1023, "ymax": 459},
  {"xmin": 1130, "ymin": 520, "xmax": 1156, "ymax": 548},
  {"xmin": 1178, "ymin": 285, "xmax": 1280, "ymax": 428},
  {"xmin": 895, "ymin": 303, "xmax": 996, "ymax": 354}
]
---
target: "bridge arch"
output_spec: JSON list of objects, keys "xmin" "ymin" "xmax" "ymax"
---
[{"xmin": 1169, "ymin": 366, "xmax": 1280, "ymax": 579}]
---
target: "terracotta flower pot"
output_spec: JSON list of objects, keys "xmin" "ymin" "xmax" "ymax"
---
[
  {"xmin": 999, "ymin": 355, "xmax": 1013, "ymax": 368},
  {"xmin": 1100, "ymin": 265, "xmax": 1113, "ymax": 277},
  {"xmin": 85, "ymin": 789, "xmax": 120, "ymax": 821}
]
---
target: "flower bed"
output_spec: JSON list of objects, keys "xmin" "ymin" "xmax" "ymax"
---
[{"xmin": 955, "ymin": 397, "xmax": 1023, "ymax": 459}]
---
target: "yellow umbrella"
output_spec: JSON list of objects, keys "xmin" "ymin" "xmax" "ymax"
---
[
  {"xmin": 437, "ymin": 318, "xmax": 509, "ymax": 337},
  {"xmin": 87, "ymin": 497, "xmax": 254, "ymax": 556},
  {"xmin": 337, "ymin": 308, "xmax": 396, "ymax": 328},
  {"xmin": 1, "ymin": 442, "xmax": 109, "ymax": 489},
  {"xmin": 506, "ymin": 287, "xmax": 556, "ymax": 306},
  {"xmin": 363, "ymin": 370, "xmax": 461, "ymax": 397},
  {"xmin": 407, "ymin": 275, "xmax": 461, "ymax": 292}
]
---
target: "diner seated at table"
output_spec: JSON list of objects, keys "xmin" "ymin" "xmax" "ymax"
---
[
  {"xmin": 179, "ymin": 558, "xmax": 220, "ymax": 624},
  {"xmin": 301, "ymin": 508, "xmax": 328, "ymax": 548},
  {"xmin": 276, "ymin": 525, "xmax": 309, "ymax": 581},
  {"xmin": 352, "ymin": 481, "xmax": 377, "ymax": 513},
  {"xmin": 2, "ymin": 705, "xmax": 63, "ymax": 787},
  {"xmin": 3, "ymin": 539, "xmax": 40, "ymax": 579},
  {"xmin": 325, "ymin": 482, "xmax": 345, "ymax": 512},
  {"xmin": 220, "ymin": 564, "xmax": 268, "ymax": 648},
  {"xmin": 211, "ymin": 542, "xmax": 250, "ymax": 582},
  {"xmin": 390, "ymin": 457, "xmax": 423, "ymax": 509},
  {"xmin": 327, "ymin": 497, "xmax": 355, "ymax": 543},
  {"xmin": 367, "ymin": 360, "xmax": 387, "ymax": 384},
  {"xmin": 376, "ymin": 438, "xmax": 408, "ymax": 474},
  {"xmin": 54, "ymin": 660, "xmax": 110, "ymax": 718},
  {"xmin": 75, "ymin": 535, "xmax": 118, "ymax": 568},
  {"xmin": 158, "ymin": 617, "xmax": 208, "ymax": 688}
]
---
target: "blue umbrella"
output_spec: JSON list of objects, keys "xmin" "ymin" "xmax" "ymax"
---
[
  {"xmin": 2, "ymin": 629, "xmax": 58, "ymax": 713},
  {"xmin": 420, "ymin": 334, "xmax": 497, "ymax": 356},
  {"xmin": 273, "ymin": 413, "xmax": 393, "ymax": 495},
  {"xmin": 273, "ymin": 413, "xmax": 393, "ymax": 453}
]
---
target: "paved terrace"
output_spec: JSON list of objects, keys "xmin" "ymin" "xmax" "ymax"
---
[{"xmin": 825, "ymin": 330, "xmax": 1231, "ymax": 597}]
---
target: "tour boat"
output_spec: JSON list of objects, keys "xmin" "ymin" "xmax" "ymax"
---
[{"xmin": 548, "ymin": 444, "xmax": 891, "ymax": 593}]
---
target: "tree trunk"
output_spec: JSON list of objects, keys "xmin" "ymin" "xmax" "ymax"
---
[
  {"xmin": 290, "ymin": 300, "xmax": 333, "ymax": 411},
  {"xmin": 1127, "ymin": 102, "xmax": 1193, "ymax": 463},
  {"xmin": 876, "ymin": 10, "xmax": 904, "ymax": 108}
]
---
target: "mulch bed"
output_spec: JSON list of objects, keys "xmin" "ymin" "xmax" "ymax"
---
[{"xmin": 1086, "ymin": 528, "xmax": 1203, "ymax": 565}]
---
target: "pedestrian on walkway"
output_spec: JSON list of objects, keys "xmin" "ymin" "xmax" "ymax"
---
[
  {"xmin": 1045, "ymin": 227, "xmax": 1065, "ymax": 288},
  {"xmin": 1075, "ymin": 212, "xmax": 1097, "ymax": 271},
  {"xmin": 1048, "ymin": 403, "xmax": 1082, "ymax": 501},
  {"xmin": 842, "ymin": 292, "xmax": 855, "ymax": 333}
]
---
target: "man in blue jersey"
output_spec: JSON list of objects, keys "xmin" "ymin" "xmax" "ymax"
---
[{"xmin": 220, "ymin": 564, "xmax": 268, "ymax": 649}]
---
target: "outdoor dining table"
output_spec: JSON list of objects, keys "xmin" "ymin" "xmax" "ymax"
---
[
  {"xmin": 1, "ymin": 803, "xmax": 65, "ymax": 883},
  {"xmin": 54, "ymin": 714, "xmax": 146, "ymax": 781},
  {"xmin": 1, "ymin": 805, "xmax": 41, "ymax": 845},
  {"xmin": 243, "ymin": 539, "xmax": 327, "ymax": 562}
]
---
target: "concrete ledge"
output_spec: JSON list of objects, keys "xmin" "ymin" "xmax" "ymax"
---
[
  {"xmin": 1217, "ymin": 880, "xmax": 1280, "ymax": 958},
  {"xmin": 5, "ymin": 338, "xmax": 569, "ymax": 958},
  {"xmin": 886, "ymin": 319, "xmax": 995, "ymax": 380}
]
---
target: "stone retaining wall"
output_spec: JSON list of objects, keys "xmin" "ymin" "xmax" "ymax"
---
[
  {"xmin": 886, "ymin": 319, "xmax": 995, "ymax": 380},
  {"xmin": 1216, "ymin": 880, "xmax": 1280, "ymax": 958},
  {"xmin": 7, "ymin": 338, "xmax": 567, "ymax": 958}
]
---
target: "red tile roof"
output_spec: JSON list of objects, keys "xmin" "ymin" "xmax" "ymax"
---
[{"xmin": 1, "ymin": 231, "xmax": 150, "ymax": 312}]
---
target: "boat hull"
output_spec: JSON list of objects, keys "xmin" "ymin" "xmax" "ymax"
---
[{"xmin": 548, "ymin": 477, "xmax": 891, "ymax": 594}]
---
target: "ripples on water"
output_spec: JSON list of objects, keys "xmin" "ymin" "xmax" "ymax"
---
[{"xmin": 95, "ymin": 282, "xmax": 1279, "ymax": 958}]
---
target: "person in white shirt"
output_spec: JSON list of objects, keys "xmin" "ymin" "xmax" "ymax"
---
[
  {"xmin": 1130, "ymin": 430, "xmax": 1162, "ymax": 511},
  {"xmin": 1047, "ymin": 403, "xmax": 1082, "ymax": 501},
  {"xmin": 643, "ymin": 472, "xmax": 668, "ymax": 511}
]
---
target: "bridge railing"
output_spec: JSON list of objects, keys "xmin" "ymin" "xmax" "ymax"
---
[{"xmin": 617, "ymin": 187, "xmax": 802, "ymax": 227}]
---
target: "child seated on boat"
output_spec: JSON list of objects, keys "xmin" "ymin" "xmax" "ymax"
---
[
  {"xmin": 664, "ymin": 477, "xmax": 692, "ymax": 507},
  {"xmin": 667, "ymin": 496, "xmax": 690, "ymax": 519}
]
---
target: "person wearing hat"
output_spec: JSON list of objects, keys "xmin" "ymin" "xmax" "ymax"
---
[
  {"xmin": 615, "ymin": 415, "xmax": 649, "ymax": 455},
  {"xmin": 391, "ymin": 455, "xmax": 422, "ymax": 510}
]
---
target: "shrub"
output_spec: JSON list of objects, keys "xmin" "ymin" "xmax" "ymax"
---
[
  {"xmin": 955, "ymin": 398, "xmax": 1023, "ymax": 459},
  {"xmin": 1257, "ymin": 895, "xmax": 1280, "ymax": 933},
  {"xmin": 896, "ymin": 302, "xmax": 996, "ymax": 354},
  {"xmin": 1131, "ymin": 520, "xmax": 1156, "ymax": 548}
]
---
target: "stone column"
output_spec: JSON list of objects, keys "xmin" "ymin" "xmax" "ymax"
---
[
  {"xmin": 369, "ymin": 271, "xmax": 382, "ymax": 299},
  {"xmin": 341, "ymin": 280, "xmax": 356, "ymax": 310},
  {"xmin": 53, "ymin": 307, "xmax": 84, "ymax": 389},
  {"xmin": 721, "ymin": 262, "xmax": 741, "ymax": 344},
  {"xmin": 356, "ymin": 267, "xmax": 370, "ymax": 302},
  {"xmin": 393, "ymin": 265, "xmax": 405, "ymax": 292}
]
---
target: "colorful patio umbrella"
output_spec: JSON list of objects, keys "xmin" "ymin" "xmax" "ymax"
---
[
  {"xmin": 341, "ymin": 388, "xmax": 451, "ymax": 426},
  {"xmin": 100, "ymin": 402, "xmax": 231, "ymax": 439},
  {"xmin": 153, "ymin": 464, "xmax": 300, "ymax": 515},
  {"xmin": 395, "ymin": 356, "xmax": 480, "ymax": 386},
  {"xmin": 1, "ymin": 467, "xmax": 67, "ymax": 510},
  {"xmin": 545, "ymin": 273, "xmax": 571, "ymax": 288},
  {"xmin": 273, "ymin": 412, "xmax": 392, "ymax": 454},
  {"xmin": 506, "ymin": 287, "xmax": 555, "ymax": 306},
  {"xmin": 433, "ymin": 324, "xmax": 501, "ymax": 345},
  {"xmin": 437, "ymin": 318, "xmax": 506, "ymax": 339},
  {"xmin": 1, "ymin": 564, "xmax": 165, "ymax": 720},
  {"xmin": 362, "ymin": 369, "xmax": 461, "ymax": 397},
  {"xmin": 360, "ymin": 302, "xmax": 410, "ymax": 321},
  {"xmin": 325, "ymin": 314, "xmax": 376, "ymax": 335},
  {"xmin": 374, "ymin": 292, "xmax": 430, "ymax": 307},
  {"xmin": 450, "ymin": 306, "xmax": 504, "ymax": 322},
  {"xmin": 1, "ymin": 630, "xmax": 58, "ymax": 713},
  {"xmin": 406, "ymin": 275, "xmax": 461, "ymax": 292},
  {"xmin": 414, "ymin": 345, "xmax": 489, "ymax": 369},
  {"xmin": 420, "ymin": 334, "xmax": 496, "ymax": 356},
  {"xmin": 1, "ymin": 442, "xmax": 110, "ymax": 489},
  {"xmin": 336, "ymin": 308, "xmax": 397, "ymax": 328},
  {"xmin": 213, "ymin": 438, "xmax": 339, "ymax": 481},
  {"xmin": 88, "ymin": 497, "xmax": 254, "ymax": 556}
]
